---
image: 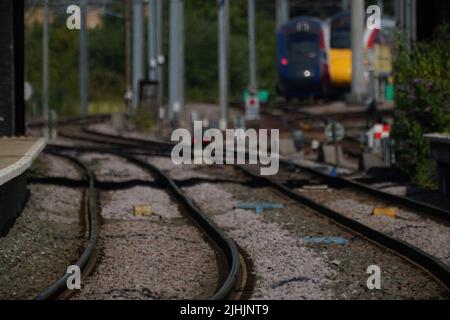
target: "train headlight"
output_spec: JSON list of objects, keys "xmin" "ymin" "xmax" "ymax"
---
[{"xmin": 304, "ymin": 70, "xmax": 311, "ymax": 77}]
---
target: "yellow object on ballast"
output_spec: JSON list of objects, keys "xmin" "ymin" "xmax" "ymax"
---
[
  {"xmin": 372, "ymin": 207, "xmax": 397, "ymax": 219},
  {"xmin": 133, "ymin": 204, "xmax": 153, "ymax": 217}
]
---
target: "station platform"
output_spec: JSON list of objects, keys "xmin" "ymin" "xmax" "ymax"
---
[{"xmin": 0, "ymin": 137, "xmax": 46, "ymax": 236}]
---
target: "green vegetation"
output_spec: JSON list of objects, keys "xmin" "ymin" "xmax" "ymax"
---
[
  {"xmin": 25, "ymin": 2, "xmax": 277, "ymax": 117},
  {"xmin": 392, "ymin": 26, "xmax": 450, "ymax": 186},
  {"xmin": 27, "ymin": 156, "xmax": 48, "ymax": 178}
]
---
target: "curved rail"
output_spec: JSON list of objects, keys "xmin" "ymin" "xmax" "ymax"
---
[
  {"xmin": 66, "ymin": 122, "xmax": 450, "ymax": 292},
  {"xmin": 83, "ymin": 125, "xmax": 449, "ymax": 223},
  {"xmin": 236, "ymin": 165, "xmax": 450, "ymax": 290},
  {"xmin": 34, "ymin": 151, "xmax": 99, "ymax": 300},
  {"xmin": 122, "ymin": 155, "xmax": 241, "ymax": 300},
  {"xmin": 280, "ymin": 159, "xmax": 450, "ymax": 223},
  {"xmin": 46, "ymin": 141, "xmax": 243, "ymax": 300}
]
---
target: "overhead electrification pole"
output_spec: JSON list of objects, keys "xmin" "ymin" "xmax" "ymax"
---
[
  {"xmin": 148, "ymin": 0, "xmax": 157, "ymax": 81},
  {"xmin": 169, "ymin": 0, "xmax": 184, "ymax": 125},
  {"xmin": 218, "ymin": 0, "xmax": 229, "ymax": 131},
  {"xmin": 276, "ymin": 0, "xmax": 289, "ymax": 29},
  {"xmin": 156, "ymin": 0, "xmax": 164, "ymax": 121},
  {"xmin": 179, "ymin": 0, "xmax": 185, "ymax": 115},
  {"xmin": 124, "ymin": 0, "xmax": 132, "ymax": 113},
  {"xmin": 405, "ymin": 0, "xmax": 416, "ymax": 51},
  {"xmin": 80, "ymin": 0, "xmax": 88, "ymax": 115},
  {"xmin": 349, "ymin": 0, "xmax": 365, "ymax": 104},
  {"xmin": 132, "ymin": 0, "xmax": 144, "ymax": 111},
  {"xmin": 248, "ymin": 0, "xmax": 257, "ymax": 92},
  {"xmin": 342, "ymin": 0, "xmax": 349, "ymax": 11},
  {"xmin": 395, "ymin": 0, "xmax": 416, "ymax": 52},
  {"xmin": 168, "ymin": 0, "xmax": 177, "ymax": 122},
  {"xmin": 43, "ymin": 0, "xmax": 49, "ymax": 134}
]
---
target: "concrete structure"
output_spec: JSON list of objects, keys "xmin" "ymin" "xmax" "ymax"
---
[
  {"xmin": 424, "ymin": 134, "xmax": 450, "ymax": 197},
  {"xmin": 0, "ymin": 138, "xmax": 46, "ymax": 236}
]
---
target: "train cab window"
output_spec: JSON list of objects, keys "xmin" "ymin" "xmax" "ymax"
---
[
  {"xmin": 330, "ymin": 29, "xmax": 350, "ymax": 49},
  {"xmin": 287, "ymin": 34, "xmax": 320, "ymax": 59}
]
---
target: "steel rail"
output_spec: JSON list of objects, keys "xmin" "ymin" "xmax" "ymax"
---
[
  {"xmin": 280, "ymin": 159, "xmax": 450, "ymax": 223},
  {"xmin": 34, "ymin": 150, "xmax": 99, "ymax": 300},
  {"xmin": 66, "ymin": 123, "xmax": 450, "ymax": 293},
  {"xmin": 236, "ymin": 165, "xmax": 450, "ymax": 290},
  {"xmin": 27, "ymin": 113, "xmax": 111, "ymax": 128},
  {"xmin": 122, "ymin": 154, "xmax": 241, "ymax": 300},
  {"xmin": 78, "ymin": 126, "xmax": 450, "ymax": 223},
  {"xmin": 46, "ymin": 143, "xmax": 243, "ymax": 300}
]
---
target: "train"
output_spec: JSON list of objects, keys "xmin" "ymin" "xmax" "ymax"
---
[
  {"xmin": 276, "ymin": 12, "xmax": 395, "ymax": 101},
  {"xmin": 327, "ymin": 11, "xmax": 352, "ymax": 89},
  {"xmin": 276, "ymin": 16, "xmax": 330, "ymax": 100}
]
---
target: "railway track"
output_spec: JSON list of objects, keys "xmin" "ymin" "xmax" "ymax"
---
[
  {"xmin": 33, "ymin": 116, "xmax": 449, "ymax": 298},
  {"xmin": 79, "ymin": 122, "xmax": 450, "ymax": 293},
  {"xmin": 238, "ymin": 164, "xmax": 450, "ymax": 291},
  {"xmin": 26, "ymin": 115, "xmax": 251, "ymax": 299},
  {"xmin": 279, "ymin": 159, "xmax": 450, "ymax": 223},
  {"xmin": 38, "ymin": 135, "xmax": 249, "ymax": 299},
  {"xmin": 34, "ymin": 151, "xmax": 99, "ymax": 300}
]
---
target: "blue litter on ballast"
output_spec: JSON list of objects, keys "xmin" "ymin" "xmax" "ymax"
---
[
  {"xmin": 302, "ymin": 236, "xmax": 349, "ymax": 245},
  {"xmin": 235, "ymin": 202, "xmax": 284, "ymax": 214},
  {"xmin": 329, "ymin": 167, "xmax": 338, "ymax": 177}
]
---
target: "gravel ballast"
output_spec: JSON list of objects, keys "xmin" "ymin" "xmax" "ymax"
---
[
  {"xmin": 320, "ymin": 197, "xmax": 450, "ymax": 266},
  {"xmin": 184, "ymin": 183, "xmax": 334, "ymax": 299},
  {"xmin": 78, "ymin": 153, "xmax": 154, "ymax": 182},
  {"xmin": 142, "ymin": 156, "xmax": 449, "ymax": 299},
  {"xmin": 274, "ymin": 164, "xmax": 450, "ymax": 269},
  {"xmin": 183, "ymin": 180, "xmax": 448, "ymax": 300},
  {"xmin": 72, "ymin": 153, "xmax": 219, "ymax": 300},
  {"xmin": 0, "ymin": 184, "xmax": 83, "ymax": 299},
  {"xmin": 74, "ymin": 220, "xmax": 218, "ymax": 300}
]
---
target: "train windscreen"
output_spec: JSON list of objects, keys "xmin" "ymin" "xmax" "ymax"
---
[
  {"xmin": 287, "ymin": 33, "xmax": 320, "ymax": 62},
  {"xmin": 331, "ymin": 29, "xmax": 350, "ymax": 49},
  {"xmin": 330, "ymin": 13, "xmax": 351, "ymax": 49}
]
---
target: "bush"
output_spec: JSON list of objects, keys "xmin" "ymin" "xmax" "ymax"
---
[{"xmin": 392, "ymin": 26, "xmax": 450, "ymax": 186}]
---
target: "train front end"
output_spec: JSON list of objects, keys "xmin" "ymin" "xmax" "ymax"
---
[{"xmin": 277, "ymin": 17, "xmax": 329, "ymax": 100}]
